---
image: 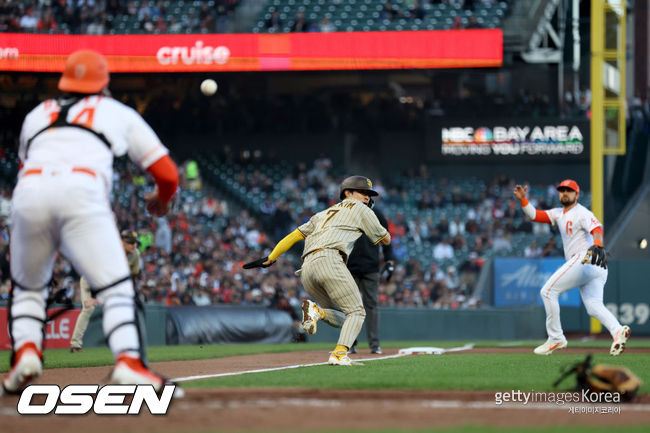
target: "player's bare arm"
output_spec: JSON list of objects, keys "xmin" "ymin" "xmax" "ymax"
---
[{"xmin": 514, "ymin": 183, "xmax": 551, "ymax": 224}]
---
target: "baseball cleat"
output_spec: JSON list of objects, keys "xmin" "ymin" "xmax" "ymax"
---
[
  {"xmin": 370, "ymin": 346, "xmax": 383, "ymax": 355},
  {"xmin": 2, "ymin": 342, "xmax": 43, "ymax": 394},
  {"xmin": 610, "ymin": 325, "xmax": 631, "ymax": 356},
  {"xmin": 301, "ymin": 299, "xmax": 323, "ymax": 335},
  {"xmin": 533, "ymin": 339, "xmax": 568, "ymax": 355},
  {"xmin": 328, "ymin": 349, "xmax": 364, "ymax": 366},
  {"xmin": 111, "ymin": 355, "xmax": 185, "ymax": 398}
]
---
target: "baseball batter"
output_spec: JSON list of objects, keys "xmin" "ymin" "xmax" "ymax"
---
[
  {"xmin": 70, "ymin": 230, "xmax": 141, "ymax": 353},
  {"xmin": 514, "ymin": 179, "xmax": 630, "ymax": 356},
  {"xmin": 2, "ymin": 50, "xmax": 180, "ymax": 395},
  {"xmin": 243, "ymin": 176, "xmax": 390, "ymax": 366}
]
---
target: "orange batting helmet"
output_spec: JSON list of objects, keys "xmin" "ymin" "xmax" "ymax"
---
[
  {"xmin": 58, "ymin": 50, "xmax": 110, "ymax": 94},
  {"xmin": 556, "ymin": 179, "xmax": 580, "ymax": 194}
]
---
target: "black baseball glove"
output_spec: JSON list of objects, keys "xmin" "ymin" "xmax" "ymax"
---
[
  {"xmin": 586, "ymin": 245, "xmax": 607, "ymax": 269},
  {"xmin": 242, "ymin": 256, "xmax": 275, "ymax": 269},
  {"xmin": 381, "ymin": 260, "xmax": 395, "ymax": 281}
]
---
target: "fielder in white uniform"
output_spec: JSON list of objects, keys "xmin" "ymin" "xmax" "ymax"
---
[
  {"xmin": 243, "ymin": 176, "xmax": 391, "ymax": 366},
  {"xmin": 514, "ymin": 179, "xmax": 630, "ymax": 356},
  {"xmin": 2, "ymin": 50, "xmax": 180, "ymax": 395}
]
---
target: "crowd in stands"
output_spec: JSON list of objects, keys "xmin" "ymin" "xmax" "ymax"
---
[
  {"xmin": 260, "ymin": 0, "xmax": 508, "ymax": 33},
  {"xmin": 0, "ymin": 0, "xmax": 508, "ymax": 35},
  {"xmin": 0, "ymin": 149, "xmax": 573, "ymax": 320},
  {"xmin": 198, "ymin": 153, "xmax": 574, "ymax": 308},
  {"xmin": 0, "ymin": 0, "xmax": 240, "ymax": 34}
]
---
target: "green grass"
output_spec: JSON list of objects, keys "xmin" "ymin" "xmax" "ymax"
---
[
  {"xmin": 184, "ymin": 352, "xmax": 650, "ymax": 393},
  {"xmin": 1, "ymin": 338, "xmax": 649, "ymax": 372}
]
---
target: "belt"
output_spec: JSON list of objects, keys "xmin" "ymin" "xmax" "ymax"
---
[
  {"xmin": 303, "ymin": 248, "xmax": 347, "ymax": 263},
  {"xmin": 22, "ymin": 167, "xmax": 96, "ymax": 178}
]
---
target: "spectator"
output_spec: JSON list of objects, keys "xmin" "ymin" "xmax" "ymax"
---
[
  {"xmin": 381, "ymin": 2, "xmax": 400, "ymax": 20},
  {"xmin": 290, "ymin": 11, "xmax": 310, "ymax": 32},
  {"xmin": 449, "ymin": 216, "xmax": 466, "ymax": 237},
  {"xmin": 466, "ymin": 16, "xmax": 483, "ymax": 29},
  {"xmin": 168, "ymin": 16, "xmax": 182, "ymax": 33},
  {"xmin": 37, "ymin": 8, "xmax": 57, "ymax": 32},
  {"xmin": 524, "ymin": 240, "xmax": 542, "ymax": 258},
  {"xmin": 20, "ymin": 9, "xmax": 40, "ymax": 31},
  {"xmin": 265, "ymin": 10, "xmax": 282, "ymax": 32},
  {"xmin": 433, "ymin": 238, "xmax": 454, "ymax": 261},
  {"xmin": 319, "ymin": 16, "xmax": 335, "ymax": 32},
  {"xmin": 542, "ymin": 237, "xmax": 561, "ymax": 257},
  {"xmin": 86, "ymin": 16, "xmax": 104, "ymax": 34},
  {"xmin": 408, "ymin": 1, "xmax": 425, "ymax": 20},
  {"xmin": 155, "ymin": 216, "xmax": 172, "ymax": 254},
  {"xmin": 137, "ymin": 1, "xmax": 152, "ymax": 21}
]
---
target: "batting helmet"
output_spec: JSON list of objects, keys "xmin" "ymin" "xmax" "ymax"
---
[
  {"xmin": 58, "ymin": 50, "xmax": 110, "ymax": 94},
  {"xmin": 339, "ymin": 175, "xmax": 379, "ymax": 200}
]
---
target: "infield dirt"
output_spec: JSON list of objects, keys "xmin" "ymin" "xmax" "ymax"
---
[{"xmin": 2, "ymin": 347, "xmax": 649, "ymax": 433}]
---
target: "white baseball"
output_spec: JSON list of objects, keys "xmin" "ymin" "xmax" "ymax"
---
[{"xmin": 200, "ymin": 79, "xmax": 218, "ymax": 96}]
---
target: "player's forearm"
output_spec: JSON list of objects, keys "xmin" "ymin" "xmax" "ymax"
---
[
  {"xmin": 519, "ymin": 197, "xmax": 551, "ymax": 223},
  {"xmin": 146, "ymin": 155, "xmax": 179, "ymax": 203},
  {"xmin": 591, "ymin": 227, "xmax": 604, "ymax": 246},
  {"xmin": 268, "ymin": 229, "xmax": 305, "ymax": 261}
]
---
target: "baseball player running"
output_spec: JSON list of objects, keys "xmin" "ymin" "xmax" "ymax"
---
[
  {"xmin": 514, "ymin": 179, "xmax": 630, "ymax": 356},
  {"xmin": 3, "ymin": 50, "xmax": 180, "ymax": 395},
  {"xmin": 70, "ymin": 230, "xmax": 142, "ymax": 353},
  {"xmin": 243, "ymin": 176, "xmax": 390, "ymax": 366}
]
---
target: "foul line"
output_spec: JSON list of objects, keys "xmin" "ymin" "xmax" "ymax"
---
[{"xmin": 172, "ymin": 344, "xmax": 474, "ymax": 383}]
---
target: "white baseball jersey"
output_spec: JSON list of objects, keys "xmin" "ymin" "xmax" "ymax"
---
[
  {"xmin": 543, "ymin": 204, "xmax": 602, "ymax": 260},
  {"xmin": 298, "ymin": 198, "xmax": 388, "ymax": 260},
  {"xmin": 19, "ymin": 95, "xmax": 168, "ymax": 193}
]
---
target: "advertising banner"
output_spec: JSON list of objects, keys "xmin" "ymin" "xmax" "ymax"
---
[
  {"xmin": 0, "ymin": 307, "xmax": 81, "ymax": 350},
  {"xmin": 494, "ymin": 258, "xmax": 581, "ymax": 307},
  {"xmin": 428, "ymin": 118, "xmax": 590, "ymax": 161},
  {"xmin": 0, "ymin": 30, "xmax": 502, "ymax": 72}
]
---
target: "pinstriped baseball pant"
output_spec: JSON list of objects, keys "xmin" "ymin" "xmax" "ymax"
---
[{"xmin": 300, "ymin": 249, "xmax": 366, "ymax": 348}]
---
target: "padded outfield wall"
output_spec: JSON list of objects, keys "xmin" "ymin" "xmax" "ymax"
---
[{"xmin": 3, "ymin": 259, "xmax": 645, "ymax": 350}]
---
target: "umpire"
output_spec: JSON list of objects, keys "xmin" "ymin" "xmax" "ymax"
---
[{"xmin": 347, "ymin": 207, "xmax": 394, "ymax": 354}]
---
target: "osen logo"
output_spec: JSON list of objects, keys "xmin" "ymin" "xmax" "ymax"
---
[{"xmin": 17, "ymin": 384, "xmax": 176, "ymax": 415}]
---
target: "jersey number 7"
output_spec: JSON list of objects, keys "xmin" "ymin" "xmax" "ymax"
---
[{"xmin": 321, "ymin": 209, "xmax": 340, "ymax": 228}]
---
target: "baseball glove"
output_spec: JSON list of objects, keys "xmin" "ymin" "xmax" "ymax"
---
[
  {"xmin": 583, "ymin": 245, "xmax": 607, "ymax": 269},
  {"xmin": 242, "ymin": 256, "xmax": 275, "ymax": 269},
  {"xmin": 554, "ymin": 354, "xmax": 642, "ymax": 402}
]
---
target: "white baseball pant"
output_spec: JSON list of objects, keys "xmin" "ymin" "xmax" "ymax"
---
[
  {"xmin": 540, "ymin": 251, "xmax": 622, "ymax": 341},
  {"xmin": 10, "ymin": 170, "xmax": 142, "ymax": 360}
]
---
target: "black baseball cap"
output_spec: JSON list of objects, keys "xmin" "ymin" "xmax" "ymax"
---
[{"xmin": 120, "ymin": 230, "xmax": 139, "ymax": 244}]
